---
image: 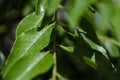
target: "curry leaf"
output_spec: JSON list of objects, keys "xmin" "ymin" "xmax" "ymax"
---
[
  {"xmin": 2, "ymin": 21, "xmax": 55, "ymax": 78},
  {"xmin": 3, "ymin": 51, "xmax": 53, "ymax": 80},
  {"xmin": 17, "ymin": 11, "xmax": 45, "ymax": 36}
]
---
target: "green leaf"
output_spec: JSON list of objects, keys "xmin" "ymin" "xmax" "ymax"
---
[
  {"xmin": 3, "ymin": 51, "xmax": 53, "ymax": 80},
  {"xmin": 17, "ymin": 11, "xmax": 45, "ymax": 36},
  {"xmin": 99, "ymin": 36, "xmax": 120, "ymax": 57},
  {"xmin": 58, "ymin": 45, "xmax": 74, "ymax": 53},
  {"xmin": 105, "ymin": 41, "xmax": 119, "ymax": 57},
  {"xmin": 35, "ymin": 0, "xmax": 47, "ymax": 14},
  {"xmin": 66, "ymin": 0, "xmax": 95, "ymax": 27},
  {"xmin": 80, "ymin": 33, "xmax": 109, "ymax": 59},
  {"xmin": 98, "ymin": 2, "xmax": 120, "ymax": 42},
  {"xmin": 96, "ymin": 3, "xmax": 113, "ymax": 35},
  {"xmin": 57, "ymin": 72, "xmax": 69, "ymax": 80},
  {"xmin": 2, "ymin": 22, "xmax": 55, "ymax": 78},
  {"xmin": 98, "ymin": 3, "xmax": 113, "ymax": 25},
  {"xmin": 97, "ymin": 2, "xmax": 120, "ymax": 57},
  {"xmin": 65, "ymin": 31, "xmax": 94, "ymax": 57},
  {"xmin": 111, "ymin": 4, "xmax": 120, "ymax": 41},
  {"xmin": 47, "ymin": 0, "xmax": 62, "ymax": 15},
  {"xmin": 83, "ymin": 54, "xmax": 98, "ymax": 70},
  {"xmin": 79, "ymin": 16, "xmax": 100, "ymax": 45}
]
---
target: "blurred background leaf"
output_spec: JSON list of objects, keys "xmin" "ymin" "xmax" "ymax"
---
[{"xmin": 1, "ymin": 0, "xmax": 120, "ymax": 80}]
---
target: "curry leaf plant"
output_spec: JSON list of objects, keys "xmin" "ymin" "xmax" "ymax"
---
[{"xmin": 1, "ymin": 0, "xmax": 120, "ymax": 80}]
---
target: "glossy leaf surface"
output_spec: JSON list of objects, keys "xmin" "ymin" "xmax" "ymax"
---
[
  {"xmin": 2, "ymin": 10, "xmax": 55, "ymax": 79},
  {"xmin": 17, "ymin": 11, "xmax": 45, "ymax": 36},
  {"xmin": 3, "ymin": 52, "xmax": 53, "ymax": 80}
]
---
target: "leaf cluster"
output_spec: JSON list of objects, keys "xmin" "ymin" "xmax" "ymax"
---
[{"xmin": 1, "ymin": 0, "xmax": 120, "ymax": 80}]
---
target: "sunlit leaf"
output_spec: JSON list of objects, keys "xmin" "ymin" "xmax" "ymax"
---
[
  {"xmin": 58, "ymin": 45, "xmax": 74, "ymax": 53},
  {"xmin": 17, "ymin": 11, "xmax": 45, "ymax": 36},
  {"xmin": 3, "ymin": 51, "xmax": 53, "ymax": 80},
  {"xmin": 2, "ymin": 20, "xmax": 55, "ymax": 78}
]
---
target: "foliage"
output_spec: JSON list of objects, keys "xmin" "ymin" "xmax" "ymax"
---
[{"xmin": 1, "ymin": 0, "xmax": 120, "ymax": 80}]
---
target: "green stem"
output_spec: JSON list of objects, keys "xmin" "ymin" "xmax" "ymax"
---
[
  {"xmin": 52, "ymin": 23, "xmax": 57, "ymax": 80},
  {"xmin": 52, "ymin": 52, "xmax": 57, "ymax": 80}
]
